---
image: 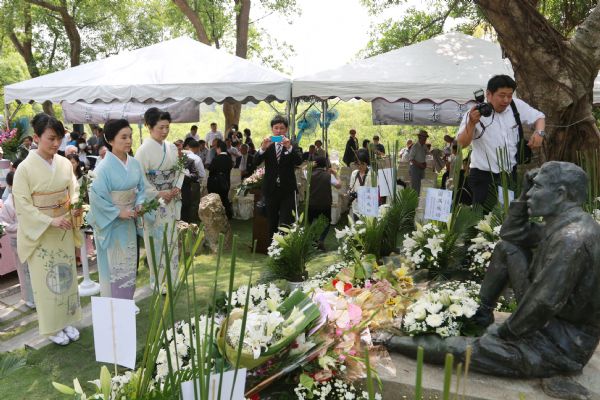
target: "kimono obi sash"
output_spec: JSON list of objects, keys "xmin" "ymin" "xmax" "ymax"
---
[
  {"xmin": 111, "ymin": 189, "xmax": 136, "ymax": 211},
  {"xmin": 31, "ymin": 188, "xmax": 70, "ymax": 217},
  {"xmin": 146, "ymin": 168, "xmax": 177, "ymax": 191}
]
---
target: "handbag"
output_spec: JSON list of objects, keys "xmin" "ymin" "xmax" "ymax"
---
[{"xmin": 510, "ymin": 100, "xmax": 532, "ymax": 164}]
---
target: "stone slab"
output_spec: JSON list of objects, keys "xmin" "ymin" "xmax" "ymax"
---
[
  {"xmin": 1, "ymin": 285, "xmax": 153, "ymax": 352},
  {"xmin": 380, "ymin": 347, "xmax": 600, "ymax": 400}
]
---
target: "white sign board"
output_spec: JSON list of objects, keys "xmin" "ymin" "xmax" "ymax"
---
[
  {"xmin": 91, "ymin": 297, "xmax": 137, "ymax": 369},
  {"xmin": 424, "ymin": 188, "xmax": 453, "ymax": 222},
  {"xmin": 357, "ymin": 186, "xmax": 379, "ymax": 217},
  {"xmin": 377, "ymin": 168, "xmax": 394, "ymax": 197},
  {"xmin": 181, "ymin": 369, "xmax": 247, "ymax": 400},
  {"xmin": 372, "ymin": 99, "xmax": 476, "ymax": 126},
  {"xmin": 497, "ymin": 187, "xmax": 515, "ymax": 206},
  {"xmin": 62, "ymin": 98, "xmax": 200, "ymax": 124}
]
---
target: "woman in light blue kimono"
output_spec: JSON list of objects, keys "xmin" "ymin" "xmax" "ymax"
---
[
  {"xmin": 134, "ymin": 108, "xmax": 183, "ymax": 293},
  {"xmin": 88, "ymin": 119, "xmax": 145, "ymax": 299}
]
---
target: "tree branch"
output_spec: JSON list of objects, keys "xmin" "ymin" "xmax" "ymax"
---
[
  {"xmin": 24, "ymin": 0, "xmax": 64, "ymax": 13},
  {"xmin": 571, "ymin": 1, "xmax": 600, "ymax": 68},
  {"xmin": 171, "ymin": 0, "xmax": 210, "ymax": 44},
  {"xmin": 409, "ymin": 0, "xmax": 459, "ymax": 44}
]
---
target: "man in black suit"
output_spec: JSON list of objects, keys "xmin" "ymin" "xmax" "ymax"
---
[
  {"xmin": 254, "ymin": 115, "xmax": 303, "ymax": 238},
  {"xmin": 342, "ymin": 129, "xmax": 359, "ymax": 166}
]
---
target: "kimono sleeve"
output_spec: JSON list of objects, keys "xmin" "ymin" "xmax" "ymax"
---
[
  {"xmin": 12, "ymin": 165, "xmax": 53, "ymax": 243},
  {"xmin": 135, "ymin": 146, "xmax": 159, "ymax": 200},
  {"xmin": 134, "ymin": 161, "xmax": 146, "ymax": 207},
  {"xmin": 88, "ymin": 167, "xmax": 120, "ymax": 231}
]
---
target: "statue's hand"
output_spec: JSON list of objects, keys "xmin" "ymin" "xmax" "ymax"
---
[{"xmin": 519, "ymin": 168, "xmax": 539, "ymax": 201}]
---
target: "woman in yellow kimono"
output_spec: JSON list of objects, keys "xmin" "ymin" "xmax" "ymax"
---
[
  {"xmin": 135, "ymin": 108, "xmax": 183, "ymax": 293},
  {"xmin": 13, "ymin": 113, "xmax": 82, "ymax": 346}
]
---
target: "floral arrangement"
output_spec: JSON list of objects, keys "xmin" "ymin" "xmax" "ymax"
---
[
  {"xmin": 236, "ymin": 167, "xmax": 265, "ymax": 195},
  {"xmin": 400, "ymin": 222, "xmax": 448, "ymax": 273},
  {"xmin": 0, "ymin": 128, "xmax": 20, "ymax": 159},
  {"xmin": 335, "ymin": 189, "xmax": 418, "ymax": 262},
  {"xmin": 267, "ymin": 214, "xmax": 328, "ymax": 282},
  {"xmin": 334, "ymin": 218, "xmax": 365, "ymax": 262},
  {"xmin": 227, "ymin": 282, "xmax": 284, "ymax": 312},
  {"xmin": 294, "ymin": 376, "xmax": 381, "ymax": 400},
  {"xmin": 465, "ymin": 212, "xmax": 502, "ymax": 279},
  {"xmin": 137, "ymin": 197, "xmax": 165, "ymax": 216},
  {"xmin": 154, "ymin": 316, "xmax": 215, "ymax": 387},
  {"xmin": 402, "ymin": 281, "xmax": 480, "ymax": 338}
]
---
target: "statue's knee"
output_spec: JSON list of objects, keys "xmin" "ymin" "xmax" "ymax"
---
[{"xmin": 494, "ymin": 241, "xmax": 529, "ymax": 263}]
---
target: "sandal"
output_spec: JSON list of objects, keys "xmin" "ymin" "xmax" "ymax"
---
[
  {"xmin": 63, "ymin": 326, "xmax": 80, "ymax": 342},
  {"xmin": 48, "ymin": 331, "xmax": 70, "ymax": 346}
]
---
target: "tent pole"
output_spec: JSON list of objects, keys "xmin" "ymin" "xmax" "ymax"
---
[
  {"xmin": 289, "ymin": 98, "xmax": 297, "ymax": 142},
  {"xmin": 138, "ymin": 123, "xmax": 143, "ymax": 146},
  {"xmin": 321, "ymin": 100, "xmax": 328, "ymax": 156}
]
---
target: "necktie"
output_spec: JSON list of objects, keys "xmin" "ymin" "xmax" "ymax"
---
[{"xmin": 276, "ymin": 143, "xmax": 282, "ymax": 162}]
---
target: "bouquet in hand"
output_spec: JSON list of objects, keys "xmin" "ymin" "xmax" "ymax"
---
[{"xmin": 137, "ymin": 197, "xmax": 165, "ymax": 216}]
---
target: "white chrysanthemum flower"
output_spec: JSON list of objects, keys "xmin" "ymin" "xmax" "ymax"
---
[{"xmin": 425, "ymin": 313, "xmax": 444, "ymax": 328}]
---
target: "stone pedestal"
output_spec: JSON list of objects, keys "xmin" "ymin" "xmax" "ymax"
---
[
  {"xmin": 198, "ymin": 193, "xmax": 232, "ymax": 252},
  {"xmin": 233, "ymin": 194, "xmax": 254, "ymax": 220},
  {"xmin": 379, "ymin": 313, "xmax": 600, "ymax": 400}
]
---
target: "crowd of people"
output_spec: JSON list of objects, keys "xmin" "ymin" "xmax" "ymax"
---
[
  {"xmin": 0, "ymin": 111, "xmax": 265, "ymax": 347},
  {"xmin": 0, "ymin": 74, "xmax": 547, "ymax": 348}
]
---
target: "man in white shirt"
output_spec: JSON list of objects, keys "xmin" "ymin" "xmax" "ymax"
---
[
  {"xmin": 182, "ymin": 138, "xmax": 206, "ymax": 181},
  {"xmin": 457, "ymin": 75, "xmax": 545, "ymax": 208},
  {"xmin": 399, "ymin": 139, "xmax": 413, "ymax": 162},
  {"xmin": 205, "ymin": 122, "xmax": 223, "ymax": 165},
  {"xmin": 226, "ymin": 139, "xmax": 241, "ymax": 165},
  {"xmin": 185, "ymin": 125, "xmax": 201, "ymax": 141}
]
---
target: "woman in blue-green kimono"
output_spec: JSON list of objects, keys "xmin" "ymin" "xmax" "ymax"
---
[{"xmin": 88, "ymin": 119, "xmax": 145, "ymax": 299}]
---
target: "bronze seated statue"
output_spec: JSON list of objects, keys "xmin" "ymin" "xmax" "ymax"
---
[{"xmin": 387, "ymin": 161, "xmax": 600, "ymax": 399}]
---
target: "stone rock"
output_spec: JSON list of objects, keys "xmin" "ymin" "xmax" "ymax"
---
[{"xmin": 198, "ymin": 193, "xmax": 232, "ymax": 252}]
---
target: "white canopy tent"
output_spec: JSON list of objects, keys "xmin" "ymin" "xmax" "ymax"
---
[
  {"xmin": 292, "ymin": 32, "xmax": 514, "ymax": 103},
  {"xmin": 4, "ymin": 36, "xmax": 291, "ymax": 108}
]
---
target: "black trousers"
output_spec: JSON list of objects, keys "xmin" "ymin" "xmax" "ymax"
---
[
  {"xmin": 468, "ymin": 167, "xmax": 517, "ymax": 210},
  {"xmin": 266, "ymin": 190, "xmax": 296, "ymax": 238}
]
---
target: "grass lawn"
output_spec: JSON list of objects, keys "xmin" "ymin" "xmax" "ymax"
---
[{"xmin": 0, "ymin": 218, "xmax": 344, "ymax": 400}]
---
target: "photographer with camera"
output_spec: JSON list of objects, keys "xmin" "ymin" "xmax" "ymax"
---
[
  {"xmin": 347, "ymin": 149, "xmax": 372, "ymax": 221},
  {"xmin": 457, "ymin": 75, "xmax": 545, "ymax": 208}
]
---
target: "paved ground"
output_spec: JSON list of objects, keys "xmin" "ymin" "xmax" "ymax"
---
[{"xmin": 0, "ymin": 258, "xmax": 152, "ymax": 353}]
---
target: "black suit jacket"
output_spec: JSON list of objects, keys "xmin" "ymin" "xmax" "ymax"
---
[
  {"xmin": 343, "ymin": 137, "xmax": 358, "ymax": 166},
  {"xmin": 254, "ymin": 142, "xmax": 302, "ymax": 196},
  {"xmin": 238, "ymin": 153, "xmax": 255, "ymax": 178}
]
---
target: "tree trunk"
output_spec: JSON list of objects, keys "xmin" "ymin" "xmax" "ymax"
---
[
  {"xmin": 475, "ymin": 0, "xmax": 600, "ymax": 162},
  {"xmin": 171, "ymin": 0, "xmax": 211, "ymax": 45},
  {"xmin": 224, "ymin": 0, "xmax": 252, "ymax": 132},
  {"xmin": 9, "ymin": 2, "xmax": 40, "ymax": 78}
]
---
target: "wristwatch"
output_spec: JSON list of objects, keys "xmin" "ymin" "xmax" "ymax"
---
[{"xmin": 534, "ymin": 130, "xmax": 546, "ymax": 138}]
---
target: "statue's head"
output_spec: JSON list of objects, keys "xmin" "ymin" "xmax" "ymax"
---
[{"xmin": 526, "ymin": 161, "xmax": 588, "ymax": 217}]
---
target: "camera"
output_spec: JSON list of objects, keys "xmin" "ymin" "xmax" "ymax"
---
[
  {"xmin": 348, "ymin": 190, "xmax": 358, "ymax": 202},
  {"xmin": 473, "ymin": 89, "xmax": 493, "ymax": 117}
]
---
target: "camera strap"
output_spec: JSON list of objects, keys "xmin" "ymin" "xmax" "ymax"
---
[
  {"xmin": 510, "ymin": 100, "xmax": 524, "ymax": 142},
  {"xmin": 510, "ymin": 100, "xmax": 532, "ymax": 164}
]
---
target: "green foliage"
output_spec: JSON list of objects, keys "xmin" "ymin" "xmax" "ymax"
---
[
  {"xmin": 361, "ymin": 188, "xmax": 419, "ymax": 259},
  {"xmin": 360, "ymin": 0, "xmax": 598, "ymax": 57},
  {"xmin": 0, "ymin": 352, "xmax": 26, "ymax": 379},
  {"xmin": 266, "ymin": 214, "xmax": 329, "ymax": 282}
]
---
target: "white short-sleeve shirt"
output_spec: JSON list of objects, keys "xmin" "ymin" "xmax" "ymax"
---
[{"xmin": 457, "ymin": 98, "xmax": 544, "ymax": 174}]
